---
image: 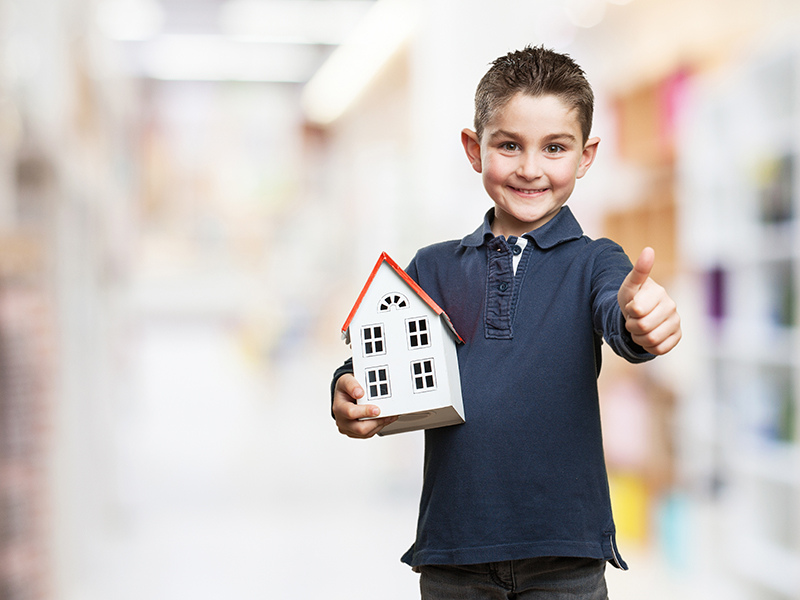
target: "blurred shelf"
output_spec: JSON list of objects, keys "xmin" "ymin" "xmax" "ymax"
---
[
  {"xmin": 679, "ymin": 38, "xmax": 800, "ymax": 600},
  {"xmin": 729, "ymin": 539, "xmax": 800, "ymax": 599},
  {"xmin": 707, "ymin": 322, "xmax": 795, "ymax": 365},
  {"xmin": 729, "ymin": 440, "xmax": 799, "ymax": 486}
]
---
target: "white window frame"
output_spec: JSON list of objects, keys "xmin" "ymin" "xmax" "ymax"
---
[
  {"xmin": 406, "ymin": 316, "xmax": 431, "ymax": 350},
  {"xmin": 361, "ymin": 324, "xmax": 386, "ymax": 357},
  {"xmin": 365, "ymin": 366, "xmax": 392, "ymax": 400},
  {"xmin": 410, "ymin": 358, "xmax": 437, "ymax": 393}
]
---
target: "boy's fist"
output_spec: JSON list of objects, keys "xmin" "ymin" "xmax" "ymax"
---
[
  {"xmin": 332, "ymin": 373, "xmax": 398, "ymax": 438},
  {"xmin": 617, "ymin": 247, "xmax": 682, "ymax": 355}
]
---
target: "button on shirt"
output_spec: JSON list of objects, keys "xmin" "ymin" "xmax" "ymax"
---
[{"xmin": 398, "ymin": 206, "xmax": 654, "ymax": 569}]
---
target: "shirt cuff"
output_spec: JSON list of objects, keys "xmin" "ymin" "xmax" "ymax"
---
[
  {"xmin": 330, "ymin": 357, "xmax": 354, "ymax": 418},
  {"xmin": 615, "ymin": 311, "xmax": 655, "ymax": 363}
]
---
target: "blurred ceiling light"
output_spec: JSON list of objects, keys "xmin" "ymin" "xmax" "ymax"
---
[
  {"xmin": 302, "ymin": 0, "xmax": 418, "ymax": 125},
  {"xmin": 219, "ymin": 0, "xmax": 374, "ymax": 45},
  {"xmin": 563, "ymin": 0, "xmax": 606, "ymax": 29},
  {"xmin": 138, "ymin": 35, "xmax": 324, "ymax": 82},
  {"xmin": 96, "ymin": 0, "xmax": 165, "ymax": 41}
]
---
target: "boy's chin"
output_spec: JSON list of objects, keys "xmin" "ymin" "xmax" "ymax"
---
[{"xmin": 494, "ymin": 207, "xmax": 562, "ymax": 234}]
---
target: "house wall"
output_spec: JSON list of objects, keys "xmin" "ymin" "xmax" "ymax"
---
[{"xmin": 351, "ymin": 264, "xmax": 458, "ymax": 417}]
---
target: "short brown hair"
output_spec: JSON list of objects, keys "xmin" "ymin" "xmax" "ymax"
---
[{"xmin": 473, "ymin": 46, "xmax": 594, "ymax": 144}]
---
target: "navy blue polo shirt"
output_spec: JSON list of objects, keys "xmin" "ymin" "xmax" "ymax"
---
[{"xmin": 334, "ymin": 206, "xmax": 654, "ymax": 569}]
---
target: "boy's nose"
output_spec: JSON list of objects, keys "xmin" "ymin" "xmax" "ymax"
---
[{"xmin": 515, "ymin": 153, "xmax": 543, "ymax": 179}]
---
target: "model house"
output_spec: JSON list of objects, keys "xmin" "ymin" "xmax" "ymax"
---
[{"xmin": 341, "ymin": 252, "xmax": 465, "ymax": 435}]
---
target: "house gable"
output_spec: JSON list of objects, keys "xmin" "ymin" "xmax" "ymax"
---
[{"xmin": 341, "ymin": 252, "xmax": 463, "ymax": 345}]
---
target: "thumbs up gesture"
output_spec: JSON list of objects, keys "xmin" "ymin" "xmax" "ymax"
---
[{"xmin": 618, "ymin": 248, "xmax": 682, "ymax": 355}]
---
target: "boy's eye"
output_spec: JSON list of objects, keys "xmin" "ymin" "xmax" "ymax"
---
[
  {"xmin": 545, "ymin": 144, "xmax": 563, "ymax": 154},
  {"xmin": 500, "ymin": 142, "xmax": 519, "ymax": 151}
]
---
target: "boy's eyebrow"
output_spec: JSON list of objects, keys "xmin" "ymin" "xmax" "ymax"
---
[
  {"xmin": 487, "ymin": 129, "xmax": 519, "ymax": 140},
  {"xmin": 542, "ymin": 132, "xmax": 579, "ymax": 144},
  {"xmin": 487, "ymin": 130, "xmax": 579, "ymax": 144}
]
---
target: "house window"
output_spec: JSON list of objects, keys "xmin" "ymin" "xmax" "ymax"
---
[
  {"xmin": 361, "ymin": 324, "xmax": 386, "ymax": 356},
  {"xmin": 411, "ymin": 359, "xmax": 437, "ymax": 393},
  {"xmin": 365, "ymin": 366, "xmax": 391, "ymax": 399},
  {"xmin": 406, "ymin": 317, "xmax": 431, "ymax": 349},
  {"xmin": 378, "ymin": 292, "xmax": 409, "ymax": 312}
]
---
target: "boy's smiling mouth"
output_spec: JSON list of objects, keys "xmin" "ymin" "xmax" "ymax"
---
[{"xmin": 509, "ymin": 185, "xmax": 548, "ymax": 195}]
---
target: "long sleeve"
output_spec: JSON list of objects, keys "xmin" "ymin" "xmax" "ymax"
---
[
  {"xmin": 329, "ymin": 357, "xmax": 354, "ymax": 418},
  {"xmin": 590, "ymin": 242, "xmax": 655, "ymax": 364}
]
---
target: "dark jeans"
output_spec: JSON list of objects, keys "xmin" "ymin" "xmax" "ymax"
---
[{"xmin": 418, "ymin": 556, "xmax": 608, "ymax": 599}]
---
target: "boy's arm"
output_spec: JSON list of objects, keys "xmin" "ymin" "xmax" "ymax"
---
[
  {"xmin": 617, "ymin": 247, "xmax": 681, "ymax": 355},
  {"xmin": 330, "ymin": 361, "xmax": 398, "ymax": 438}
]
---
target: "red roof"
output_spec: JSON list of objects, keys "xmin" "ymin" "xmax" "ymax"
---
[{"xmin": 342, "ymin": 252, "xmax": 463, "ymax": 344}]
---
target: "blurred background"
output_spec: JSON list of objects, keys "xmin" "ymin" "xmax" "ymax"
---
[{"xmin": 0, "ymin": 0, "xmax": 799, "ymax": 598}]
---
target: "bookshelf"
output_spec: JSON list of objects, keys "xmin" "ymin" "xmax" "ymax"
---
[
  {"xmin": 0, "ymin": 266, "xmax": 53, "ymax": 600},
  {"xmin": 678, "ymin": 38, "xmax": 800, "ymax": 599}
]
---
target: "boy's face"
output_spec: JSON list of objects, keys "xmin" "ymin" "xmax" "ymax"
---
[{"xmin": 462, "ymin": 93, "xmax": 599, "ymax": 237}]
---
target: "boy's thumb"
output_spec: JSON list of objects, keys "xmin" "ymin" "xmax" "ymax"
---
[
  {"xmin": 620, "ymin": 247, "xmax": 655, "ymax": 301},
  {"xmin": 630, "ymin": 247, "xmax": 655, "ymax": 287}
]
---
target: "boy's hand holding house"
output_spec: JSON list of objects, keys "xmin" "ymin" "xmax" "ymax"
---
[
  {"xmin": 333, "ymin": 373, "xmax": 398, "ymax": 438},
  {"xmin": 617, "ymin": 247, "xmax": 682, "ymax": 356}
]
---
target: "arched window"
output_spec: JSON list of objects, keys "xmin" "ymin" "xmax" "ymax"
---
[{"xmin": 378, "ymin": 292, "xmax": 409, "ymax": 312}]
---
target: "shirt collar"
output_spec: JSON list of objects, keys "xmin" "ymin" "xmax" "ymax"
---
[{"xmin": 460, "ymin": 206, "xmax": 585, "ymax": 249}]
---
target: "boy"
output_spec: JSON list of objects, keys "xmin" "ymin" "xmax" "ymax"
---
[{"xmin": 331, "ymin": 46, "xmax": 681, "ymax": 599}]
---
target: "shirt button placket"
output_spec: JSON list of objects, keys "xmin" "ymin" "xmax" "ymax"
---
[{"xmin": 485, "ymin": 237, "xmax": 514, "ymax": 339}]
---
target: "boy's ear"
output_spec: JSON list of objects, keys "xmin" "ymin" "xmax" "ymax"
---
[
  {"xmin": 461, "ymin": 129, "xmax": 483, "ymax": 173},
  {"xmin": 576, "ymin": 136, "xmax": 600, "ymax": 179}
]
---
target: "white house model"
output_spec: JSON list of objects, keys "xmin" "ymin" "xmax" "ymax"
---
[{"xmin": 341, "ymin": 252, "xmax": 465, "ymax": 436}]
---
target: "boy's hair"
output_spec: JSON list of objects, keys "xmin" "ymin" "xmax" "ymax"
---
[{"xmin": 474, "ymin": 45, "xmax": 594, "ymax": 144}]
